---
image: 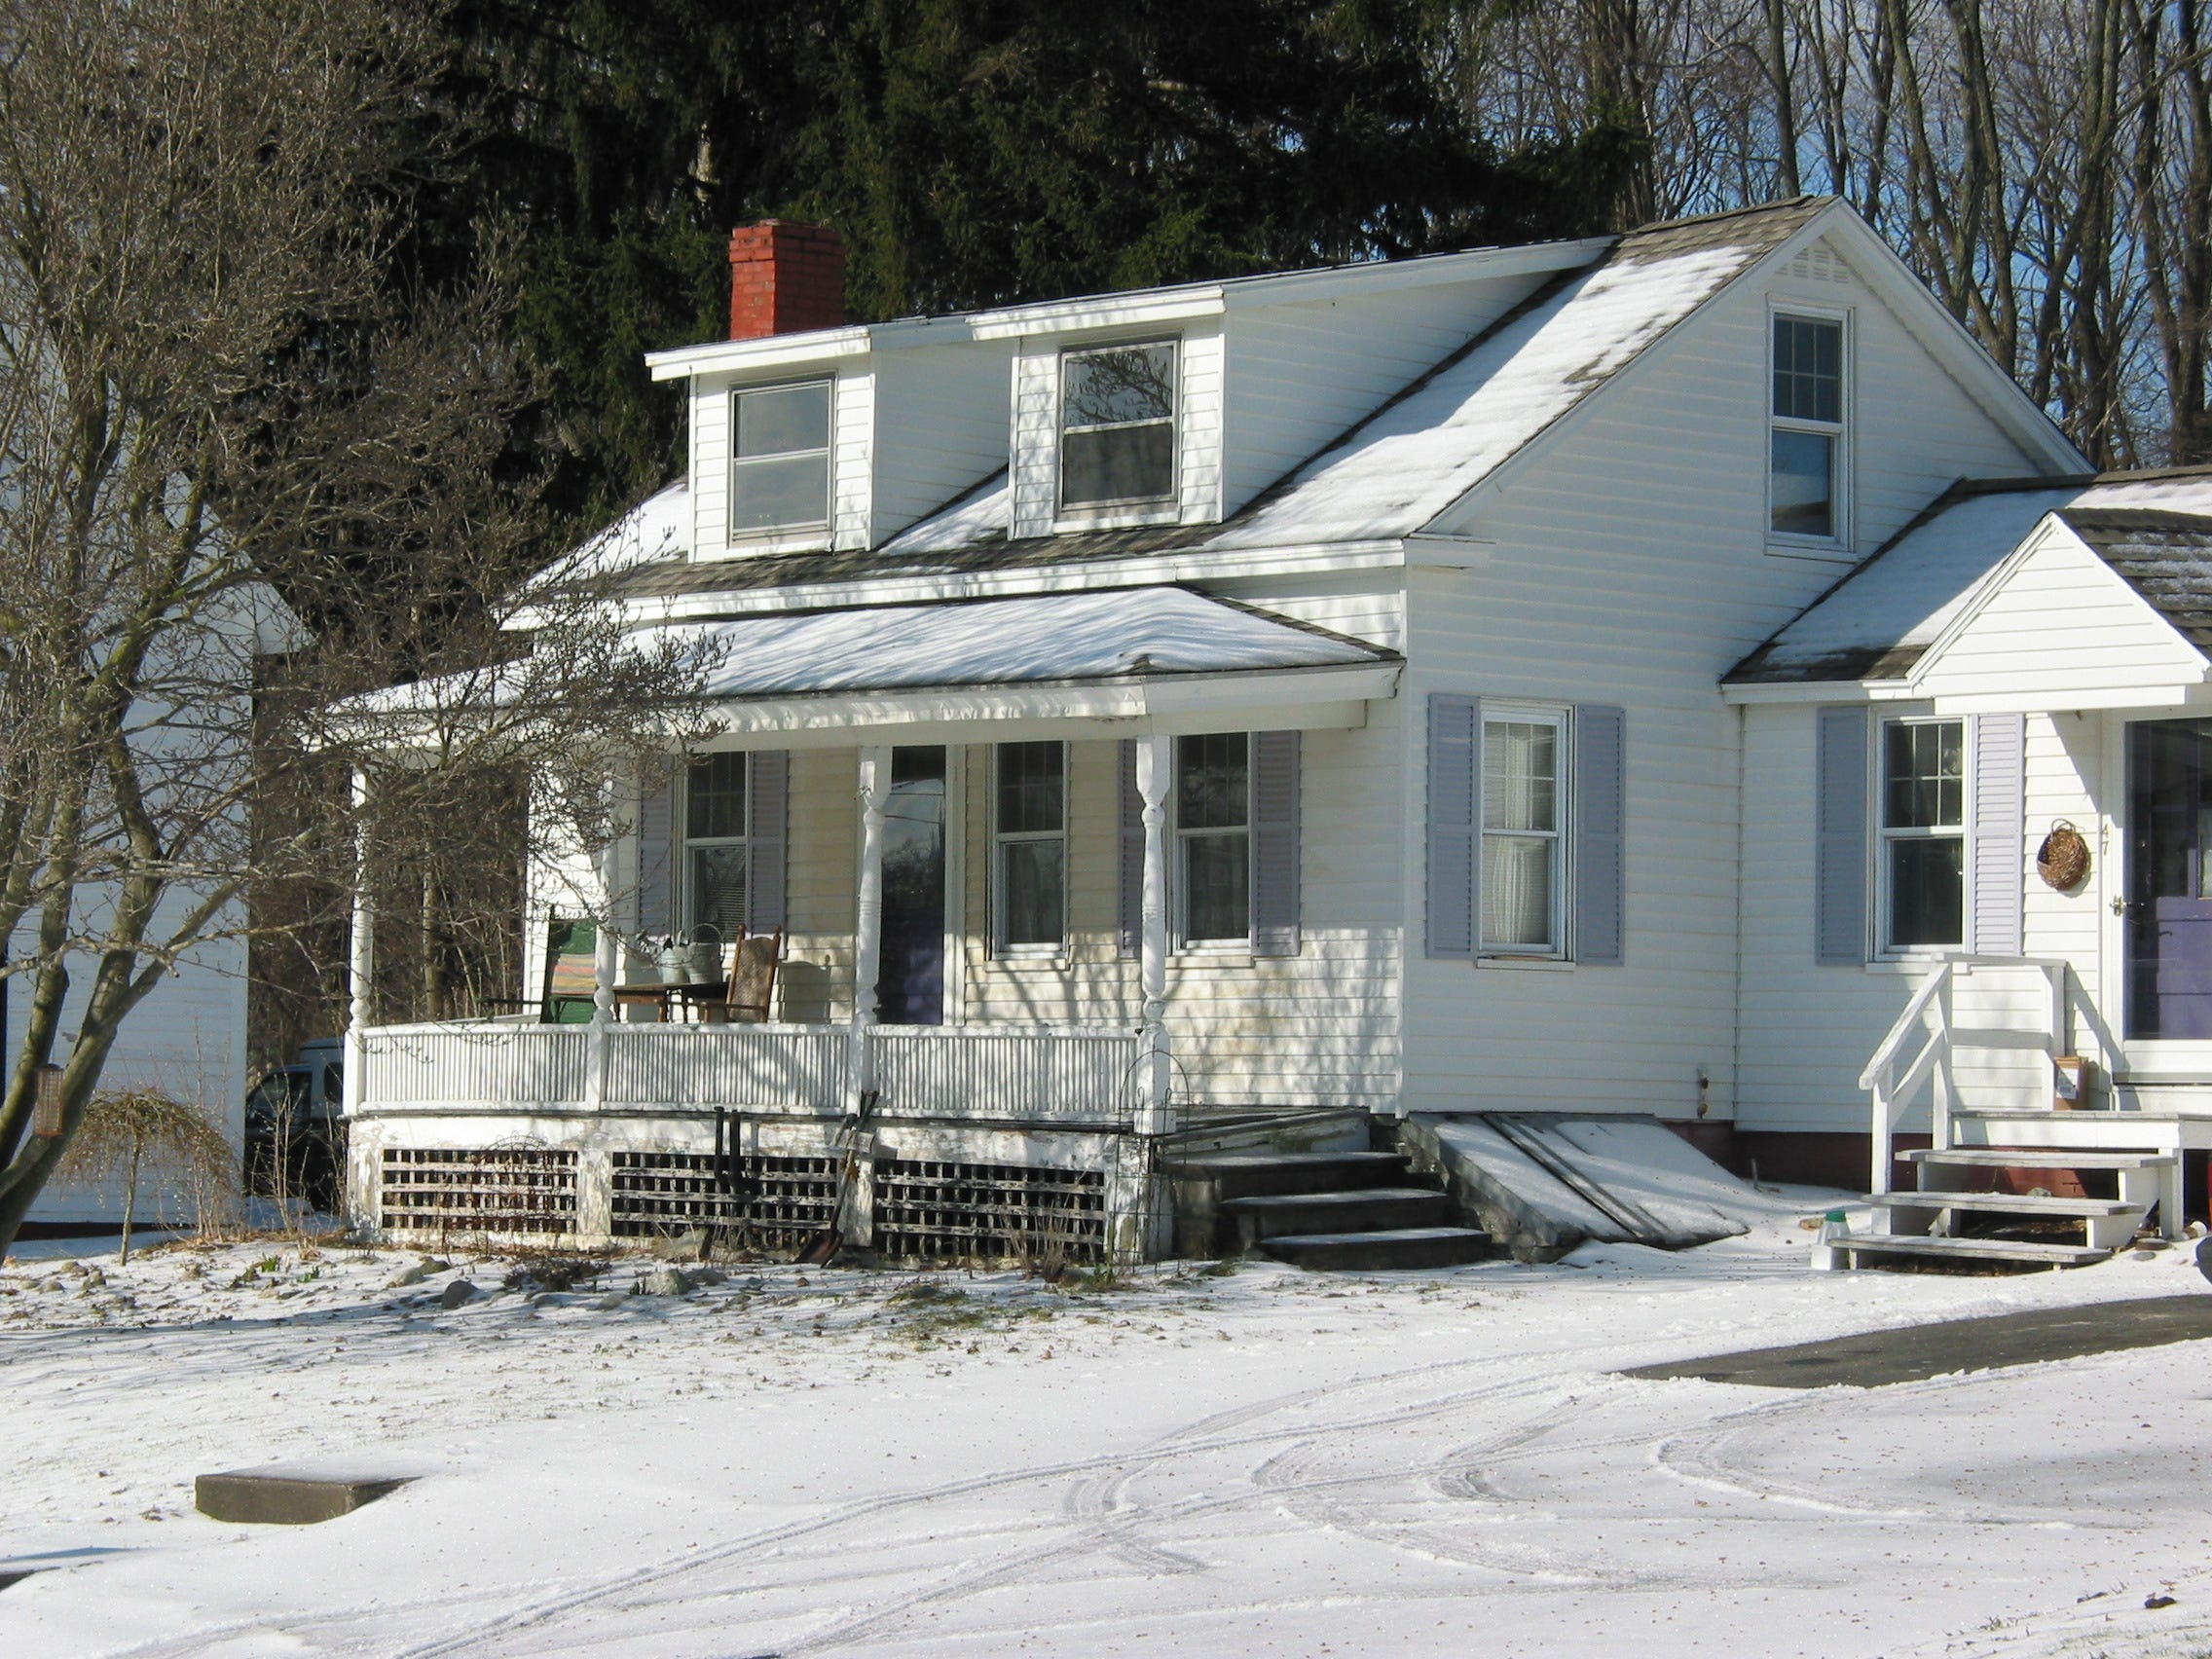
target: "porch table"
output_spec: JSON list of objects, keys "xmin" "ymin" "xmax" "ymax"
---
[{"xmin": 609, "ymin": 981, "xmax": 724, "ymax": 1023}]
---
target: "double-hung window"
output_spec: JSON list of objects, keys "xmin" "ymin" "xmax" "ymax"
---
[
  {"xmin": 1769, "ymin": 314, "xmax": 1845, "ymax": 541},
  {"xmin": 1060, "ymin": 341, "xmax": 1176, "ymax": 510},
  {"xmin": 684, "ymin": 753, "xmax": 750, "ymax": 938},
  {"xmin": 1879, "ymin": 718, "xmax": 1965, "ymax": 951},
  {"xmin": 730, "ymin": 378, "xmax": 831, "ymax": 535},
  {"xmin": 1481, "ymin": 710, "xmax": 1567, "ymax": 954},
  {"xmin": 1175, "ymin": 733, "xmax": 1249, "ymax": 945},
  {"xmin": 993, "ymin": 742, "xmax": 1066, "ymax": 952}
]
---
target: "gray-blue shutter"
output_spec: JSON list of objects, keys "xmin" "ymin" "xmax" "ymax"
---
[
  {"xmin": 637, "ymin": 761, "xmax": 679, "ymax": 936},
  {"xmin": 1117, "ymin": 739, "xmax": 1141, "ymax": 958},
  {"xmin": 747, "ymin": 751, "xmax": 789, "ymax": 933},
  {"xmin": 1816, "ymin": 706, "xmax": 1869, "ymax": 966},
  {"xmin": 1250, "ymin": 730, "xmax": 1301, "ymax": 956},
  {"xmin": 1426, "ymin": 695, "xmax": 1479, "ymax": 959},
  {"xmin": 1969, "ymin": 713, "xmax": 2024, "ymax": 957},
  {"xmin": 1572, "ymin": 705, "xmax": 1626, "ymax": 966}
]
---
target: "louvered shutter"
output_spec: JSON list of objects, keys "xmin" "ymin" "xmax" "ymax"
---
[
  {"xmin": 1249, "ymin": 730, "xmax": 1301, "ymax": 957},
  {"xmin": 1117, "ymin": 739, "xmax": 1142, "ymax": 958},
  {"xmin": 637, "ymin": 761, "xmax": 679, "ymax": 936},
  {"xmin": 747, "ymin": 750, "xmax": 789, "ymax": 933},
  {"xmin": 1816, "ymin": 707, "xmax": 1869, "ymax": 966},
  {"xmin": 1426, "ymin": 695, "xmax": 1479, "ymax": 959},
  {"xmin": 1968, "ymin": 713, "xmax": 2025, "ymax": 956},
  {"xmin": 1572, "ymin": 705, "xmax": 1626, "ymax": 965}
]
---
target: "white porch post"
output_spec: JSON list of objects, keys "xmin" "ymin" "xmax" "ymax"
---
[
  {"xmin": 852, "ymin": 745, "xmax": 891, "ymax": 1108},
  {"xmin": 343, "ymin": 768, "xmax": 374, "ymax": 1119},
  {"xmin": 585, "ymin": 780, "xmax": 621, "ymax": 1110},
  {"xmin": 1135, "ymin": 733, "xmax": 1174, "ymax": 1135}
]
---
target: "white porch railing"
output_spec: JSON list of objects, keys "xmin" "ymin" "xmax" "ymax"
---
[
  {"xmin": 355, "ymin": 1019, "xmax": 1144, "ymax": 1126},
  {"xmin": 1859, "ymin": 954, "xmax": 2070, "ymax": 1196}
]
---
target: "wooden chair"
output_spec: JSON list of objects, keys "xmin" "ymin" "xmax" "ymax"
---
[
  {"xmin": 710, "ymin": 928, "xmax": 782, "ymax": 1023},
  {"xmin": 482, "ymin": 914, "xmax": 599, "ymax": 1024}
]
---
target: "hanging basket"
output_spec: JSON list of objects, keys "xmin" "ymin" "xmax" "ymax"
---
[{"xmin": 2037, "ymin": 820, "xmax": 2090, "ymax": 893}]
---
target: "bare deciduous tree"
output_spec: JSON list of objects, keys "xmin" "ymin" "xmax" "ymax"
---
[{"xmin": 0, "ymin": 0, "xmax": 710, "ymax": 1257}]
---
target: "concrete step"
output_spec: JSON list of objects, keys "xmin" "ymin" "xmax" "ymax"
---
[
  {"xmin": 1167, "ymin": 1150, "xmax": 1415, "ymax": 1203},
  {"xmin": 1906, "ymin": 1148, "xmax": 2174, "ymax": 1171},
  {"xmin": 1257, "ymin": 1227, "xmax": 1493, "ymax": 1272},
  {"xmin": 1217, "ymin": 1188, "xmax": 1456, "ymax": 1252},
  {"xmin": 1825, "ymin": 1233, "xmax": 2111, "ymax": 1269},
  {"xmin": 1866, "ymin": 1192, "xmax": 2144, "ymax": 1219}
]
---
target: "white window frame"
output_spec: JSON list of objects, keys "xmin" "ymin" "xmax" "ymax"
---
[
  {"xmin": 990, "ymin": 740, "xmax": 1068, "ymax": 958},
  {"xmin": 680, "ymin": 754, "xmax": 751, "ymax": 940},
  {"xmin": 1056, "ymin": 338, "xmax": 1179, "ymax": 521},
  {"xmin": 727, "ymin": 375, "xmax": 834, "ymax": 546},
  {"xmin": 1479, "ymin": 702, "xmax": 1572, "ymax": 959},
  {"xmin": 1766, "ymin": 305, "xmax": 1852, "ymax": 556},
  {"xmin": 1874, "ymin": 714, "xmax": 1969, "ymax": 959},
  {"xmin": 1172, "ymin": 730, "xmax": 1251, "ymax": 953}
]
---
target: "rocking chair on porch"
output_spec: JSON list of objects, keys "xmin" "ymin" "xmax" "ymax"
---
[
  {"xmin": 703, "ymin": 928, "xmax": 782, "ymax": 1023},
  {"xmin": 481, "ymin": 914, "xmax": 600, "ymax": 1024}
]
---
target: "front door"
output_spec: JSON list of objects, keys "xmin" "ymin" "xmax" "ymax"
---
[
  {"xmin": 2125, "ymin": 719, "xmax": 2212, "ymax": 1038},
  {"xmin": 878, "ymin": 746, "xmax": 947, "ymax": 1024}
]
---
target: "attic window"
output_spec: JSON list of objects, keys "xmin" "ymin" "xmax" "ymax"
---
[
  {"xmin": 730, "ymin": 378, "xmax": 831, "ymax": 535},
  {"xmin": 1060, "ymin": 342, "xmax": 1176, "ymax": 510},
  {"xmin": 1769, "ymin": 314, "xmax": 1845, "ymax": 541}
]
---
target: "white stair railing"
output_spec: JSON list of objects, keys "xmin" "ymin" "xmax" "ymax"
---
[{"xmin": 1858, "ymin": 955, "xmax": 2069, "ymax": 1200}]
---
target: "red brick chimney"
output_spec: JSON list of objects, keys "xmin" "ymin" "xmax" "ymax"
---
[{"xmin": 728, "ymin": 221, "xmax": 846, "ymax": 340}]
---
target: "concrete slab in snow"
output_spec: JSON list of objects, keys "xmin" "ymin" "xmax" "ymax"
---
[
  {"xmin": 1405, "ymin": 1113, "xmax": 1754, "ymax": 1260},
  {"xmin": 196, "ymin": 1464, "xmax": 417, "ymax": 1525}
]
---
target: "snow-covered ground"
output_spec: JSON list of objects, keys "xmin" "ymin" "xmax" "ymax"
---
[{"xmin": 4, "ymin": 1193, "xmax": 2211, "ymax": 1658}]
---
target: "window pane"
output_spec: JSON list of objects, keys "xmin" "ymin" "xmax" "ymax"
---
[
  {"xmin": 686, "ymin": 753, "xmax": 747, "ymax": 839},
  {"xmin": 1889, "ymin": 837, "xmax": 1964, "ymax": 947},
  {"xmin": 1183, "ymin": 833, "xmax": 1249, "ymax": 942},
  {"xmin": 1001, "ymin": 839, "xmax": 1064, "ymax": 946},
  {"xmin": 1482, "ymin": 835, "xmax": 1554, "ymax": 948},
  {"xmin": 1772, "ymin": 317, "xmax": 1842, "ymax": 423},
  {"xmin": 1483, "ymin": 721, "xmax": 1557, "ymax": 832},
  {"xmin": 1883, "ymin": 721, "xmax": 1964, "ymax": 830},
  {"xmin": 1176, "ymin": 733, "xmax": 1248, "ymax": 830},
  {"xmin": 996, "ymin": 742, "xmax": 1064, "ymax": 835},
  {"xmin": 1769, "ymin": 428, "xmax": 1834, "ymax": 536},
  {"xmin": 1063, "ymin": 346, "xmax": 1174, "ymax": 429},
  {"xmin": 736, "ymin": 382, "xmax": 830, "ymax": 459},
  {"xmin": 1063, "ymin": 424, "xmax": 1174, "ymax": 506},
  {"xmin": 689, "ymin": 845, "xmax": 748, "ymax": 939},
  {"xmin": 731, "ymin": 452, "xmax": 830, "ymax": 532}
]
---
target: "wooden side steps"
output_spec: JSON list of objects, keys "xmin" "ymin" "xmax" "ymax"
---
[
  {"xmin": 1167, "ymin": 1150, "xmax": 1491, "ymax": 1272},
  {"xmin": 1824, "ymin": 1145, "xmax": 2175, "ymax": 1272}
]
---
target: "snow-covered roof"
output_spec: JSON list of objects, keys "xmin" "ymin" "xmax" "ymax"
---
[
  {"xmin": 1729, "ymin": 472, "xmax": 2212, "ymax": 682},
  {"xmin": 682, "ymin": 586, "xmax": 1389, "ymax": 700}
]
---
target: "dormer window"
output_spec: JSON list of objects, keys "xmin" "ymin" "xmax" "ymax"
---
[
  {"xmin": 730, "ymin": 378, "xmax": 831, "ymax": 536},
  {"xmin": 1060, "ymin": 342, "xmax": 1176, "ymax": 511}
]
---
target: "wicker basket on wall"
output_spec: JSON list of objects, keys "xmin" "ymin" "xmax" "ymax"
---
[{"xmin": 2037, "ymin": 821, "xmax": 2090, "ymax": 893}]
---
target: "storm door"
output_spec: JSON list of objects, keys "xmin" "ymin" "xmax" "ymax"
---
[
  {"xmin": 2125, "ymin": 719, "xmax": 2212, "ymax": 1038},
  {"xmin": 878, "ymin": 746, "xmax": 947, "ymax": 1025}
]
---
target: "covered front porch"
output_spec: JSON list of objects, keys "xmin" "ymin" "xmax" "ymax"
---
[{"xmin": 341, "ymin": 586, "xmax": 1404, "ymax": 1254}]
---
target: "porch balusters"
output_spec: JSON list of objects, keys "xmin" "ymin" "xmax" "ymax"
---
[
  {"xmin": 1135, "ymin": 733, "xmax": 1175, "ymax": 1134},
  {"xmin": 851, "ymin": 745, "xmax": 890, "ymax": 1111},
  {"xmin": 344, "ymin": 768, "xmax": 374, "ymax": 1120}
]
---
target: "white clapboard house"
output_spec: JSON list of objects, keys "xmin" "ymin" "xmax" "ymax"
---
[{"xmin": 346, "ymin": 198, "xmax": 2212, "ymax": 1268}]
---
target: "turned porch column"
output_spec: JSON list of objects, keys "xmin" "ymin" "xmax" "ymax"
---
[
  {"xmin": 1135, "ymin": 732, "xmax": 1174, "ymax": 1135},
  {"xmin": 584, "ymin": 780, "xmax": 622, "ymax": 1110},
  {"xmin": 851, "ymin": 745, "xmax": 891, "ymax": 1106},
  {"xmin": 343, "ymin": 768, "xmax": 374, "ymax": 1119}
]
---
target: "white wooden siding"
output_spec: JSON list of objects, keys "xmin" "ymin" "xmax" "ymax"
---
[
  {"xmin": 1403, "ymin": 262, "xmax": 2058, "ymax": 1124},
  {"xmin": 869, "ymin": 343, "xmax": 1014, "ymax": 542},
  {"xmin": 1220, "ymin": 276, "xmax": 1548, "ymax": 516},
  {"xmin": 1913, "ymin": 523, "xmax": 2208, "ymax": 707},
  {"xmin": 1008, "ymin": 349, "xmax": 1057, "ymax": 540}
]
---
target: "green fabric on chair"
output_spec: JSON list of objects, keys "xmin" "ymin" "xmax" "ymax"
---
[{"xmin": 544, "ymin": 917, "xmax": 599, "ymax": 1023}]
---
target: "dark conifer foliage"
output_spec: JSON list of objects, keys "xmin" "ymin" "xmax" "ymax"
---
[{"xmin": 433, "ymin": 0, "xmax": 1633, "ymax": 529}]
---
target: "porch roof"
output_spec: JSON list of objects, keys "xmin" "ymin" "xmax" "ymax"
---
[{"xmin": 671, "ymin": 586, "xmax": 1398, "ymax": 740}]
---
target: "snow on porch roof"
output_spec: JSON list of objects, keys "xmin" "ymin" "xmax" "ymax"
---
[
  {"xmin": 674, "ymin": 585, "xmax": 1393, "ymax": 701},
  {"xmin": 1727, "ymin": 471, "xmax": 2212, "ymax": 684}
]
